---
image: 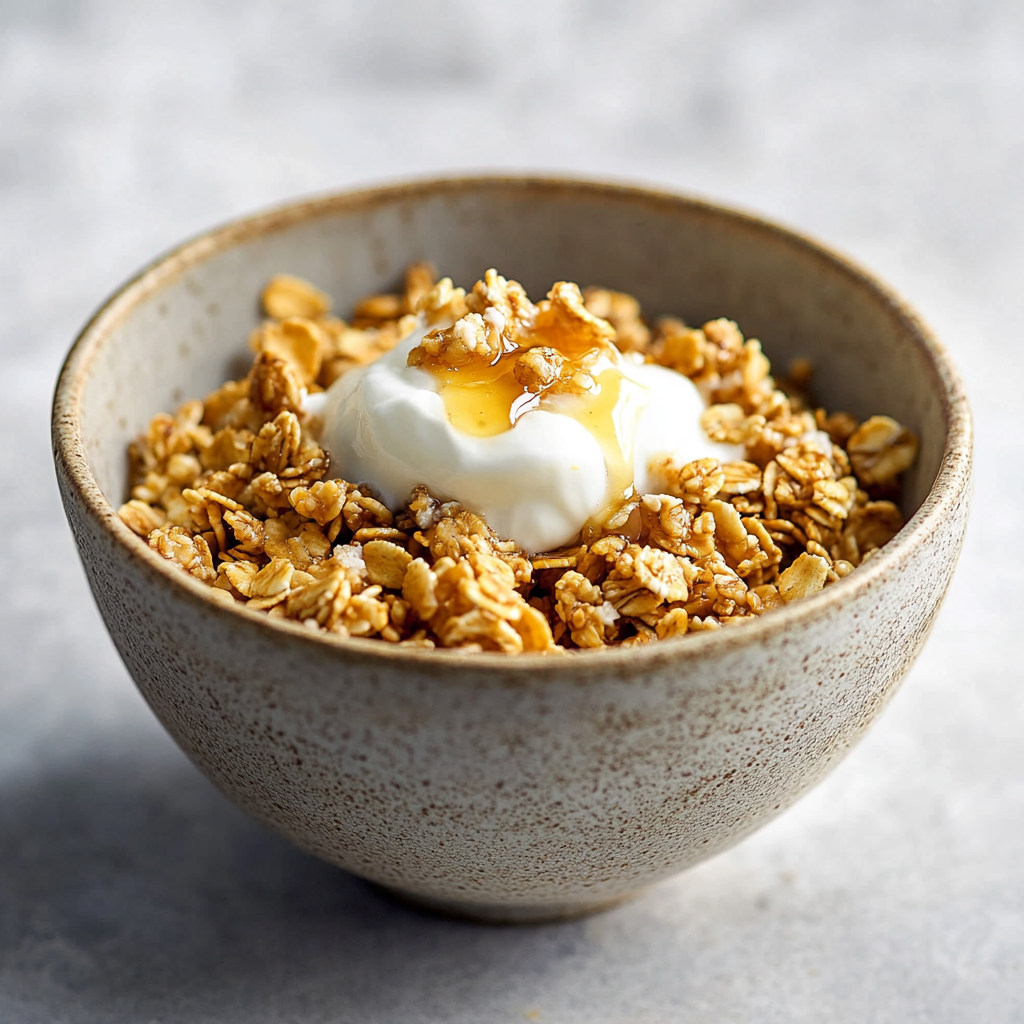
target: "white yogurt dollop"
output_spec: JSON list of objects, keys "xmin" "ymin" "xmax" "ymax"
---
[{"xmin": 307, "ymin": 321, "xmax": 738, "ymax": 554}]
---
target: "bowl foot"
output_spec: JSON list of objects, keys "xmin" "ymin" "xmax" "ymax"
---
[{"xmin": 376, "ymin": 884, "xmax": 642, "ymax": 924}]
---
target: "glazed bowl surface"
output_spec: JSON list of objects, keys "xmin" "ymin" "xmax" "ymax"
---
[{"xmin": 53, "ymin": 177, "xmax": 972, "ymax": 922}]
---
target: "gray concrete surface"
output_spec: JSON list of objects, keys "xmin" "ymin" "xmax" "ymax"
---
[{"xmin": 1, "ymin": 1, "xmax": 1022, "ymax": 1020}]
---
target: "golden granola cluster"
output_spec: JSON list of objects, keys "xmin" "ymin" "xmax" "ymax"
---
[{"xmin": 119, "ymin": 265, "xmax": 918, "ymax": 653}]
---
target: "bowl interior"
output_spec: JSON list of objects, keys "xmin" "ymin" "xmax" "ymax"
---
[{"xmin": 74, "ymin": 179, "xmax": 949, "ymax": 526}]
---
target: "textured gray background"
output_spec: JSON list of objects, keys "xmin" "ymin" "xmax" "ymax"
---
[{"xmin": 2, "ymin": 1, "xmax": 1022, "ymax": 1021}]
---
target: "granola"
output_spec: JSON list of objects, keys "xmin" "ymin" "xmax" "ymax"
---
[{"xmin": 120, "ymin": 264, "xmax": 918, "ymax": 653}]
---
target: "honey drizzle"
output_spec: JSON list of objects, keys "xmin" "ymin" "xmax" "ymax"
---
[
  {"xmin": 418, "ymin": 316, "xmax": 649, "ymax": 531},
  {"xmin": 563, "ymin": 367, "xmax": 641, "ymax": 514},
  {"xmin": 432, "ymin": 348, "xmax": 537, "ymax": 437}
]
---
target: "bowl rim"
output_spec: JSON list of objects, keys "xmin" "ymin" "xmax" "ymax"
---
[{"xmin": 52, "ymin": 173, "xmax": 973, "ymax": 676}]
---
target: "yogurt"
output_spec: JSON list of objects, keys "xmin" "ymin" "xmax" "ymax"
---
[{"xmin": 307, "ymin": 311, "xmax": 737, "ymax": 553}]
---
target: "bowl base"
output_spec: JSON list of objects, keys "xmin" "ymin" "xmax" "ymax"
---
[{"xmin": 376, "ymin": 884, "xmax": 642, "ymax": 924}]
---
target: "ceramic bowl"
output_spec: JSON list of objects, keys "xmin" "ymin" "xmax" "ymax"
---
[{"xmin": 53, "ymin": 177, "xmax": 972, "ymax": 922}]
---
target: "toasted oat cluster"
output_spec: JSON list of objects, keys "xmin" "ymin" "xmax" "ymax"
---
[{"xmin": 119, "ymin": 265, "xmax": 918, "ymax": 653}]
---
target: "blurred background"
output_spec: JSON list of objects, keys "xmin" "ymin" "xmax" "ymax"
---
[{"xmin": 1, "ymin": 2, "xmax": 1021, "ymax": 1022}]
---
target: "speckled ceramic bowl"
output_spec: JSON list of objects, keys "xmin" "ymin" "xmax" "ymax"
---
[{"xmin": 53, "ymin": 177, "xmax": 971, "ymax": 922}]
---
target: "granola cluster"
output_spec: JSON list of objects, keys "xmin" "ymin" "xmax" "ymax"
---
[{"xmin": 119, "ymin": 266, "xmax": 918, "ymax": 653}]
